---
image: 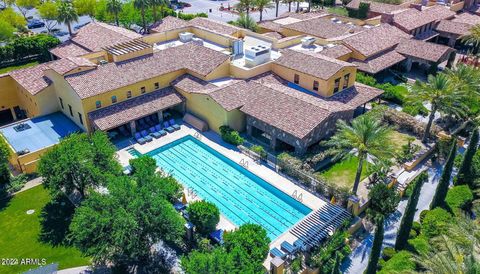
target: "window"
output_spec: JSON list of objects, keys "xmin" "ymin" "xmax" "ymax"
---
[
  {"xmin": 313, "ymin": 80, "xmax": 319, "ymax": 91},
  {"xmin": 78, "ymin": 112, "xmax": 83, "ymax": 125},
  {"xmin": 127, "ymin": 91, "xmax": 132, "ymax": 98},
  {"xmin": 333, "ymin": 78, "xmax": 341, "ymax": 94},
  {"xmin": 95, "ymin": 100, "xmax": 101, "ymax": 109},
  {"xmin": 343, "ymin": 73, "xmax": 350, "ymax": 89},
  {"xmin": 111, "ymin": 95, "xmax": 117, "ymax": 104},
  {"xmin": 294, "ymin": 74, "xmax": 300, "ymax": 84},
  {"xmin": 154, "ymin": 82, "xmax": 159, "ymax": 89},
  {"xmin": 59, "ymin": 97, "xmax": 64, "ymax": 109},
  {"xmin": 141, "ymin": 87, "xmax": 146, "ymax": 94},
  {"xmin": 68, "ymin": 104, "xmax": 73, "ymax": 117}
]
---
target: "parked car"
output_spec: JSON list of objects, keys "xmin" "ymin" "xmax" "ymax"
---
[
  {"xmin": 27, "ymin": 20, "xmax": 45, "ymax": 29},
  {"xmin": 74, "ymin": 22, "xmax": 90, "ymax": 30},
  {"xmin": 53, "ymin": 30, "xmax": 69, "ymax": 37}
]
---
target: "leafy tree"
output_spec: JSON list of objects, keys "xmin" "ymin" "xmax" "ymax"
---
[
  {"xmin": 149, "ymin": 0, "xmax": 167, "ymax": 22},
  {"xmin": 378, "ymin": 251, "xmax": 415, "ymax": 274},
  {"xmin": 462, "ymin": 24, "xmax": 480, "ymax": 54},
  {"xmin": 232, "ymin": 13, "xmax": 257, "ymax": 32},
  {"xmin": 0, "ymin": 7, "xmax": 26, "ymax": 29},
  {"xmin": 308, "ymin": 230, "xmax": 351, "ymax": 273},
  {"xmin": 38, "ymin": 132, "xmax": 121, "ymax": 199},
  {"xmin": 365, "ymin": 216, "xmax": 384, "ymax": 274},
  {"xmin": 255, "ymin": 0, "xmax": 273, "ymax": 22},
  {"xmin": 235, "ymin": 0, "xmax": 255, "ymax": 16},
  {"xmin": 106, "ymin": 0, "xmax": 122, "ymax": 25},
  {"xmin": 0, "ymin": 136, "xmax": 11, "ymax": 185},
  {"xmin": 74, "ymin": 0, "xmax": 97, "ymax": 20},
  {"xmin": 134, "ymin": 0, "xmax": 149, "ymax": 33},
  {"xmin": 421, "ymin": 208, "xmax": 453, "ymax": 238},
  {"xmin": 431, "ymin": 139, "xmax": 457, "ymax": 209},
  {"xmin": 57, "ymin": 0, "xmax": 79, "ymax": 35},
  {"xmin": 0, "ymin": 20, "xmax": 15, "ymax": 42},
  {"xmin": 322, "ymin": 115, "xmax": 394, "ymax": 195},
  {"xmin": 456, "ymin": 128, "xmax": 479, "ymax": 186},
  {"xmin": 445, "ymin": 185, "xmax": 473, "ymax": 212},
  {"xmin": 181, "ymin": 247, "xmax": 235, "ymax": 273},
  {"xmin": 187, "ymin": 201, "xmax": 220, "ymax": 235},
  {"xmin": 367, "ymin": 183, "xmax": 400, "ymax": 221},
  {"xmin": 15, "ymin": 0, "xmax": 39, "ymax": 20},
  {"xmin": 409, "ymin": 74, "xmax": 467, "ymax": 143},
  {"xmin": 395, "ymin": 171, "xmax": 427, "ymax": 251},
  {"xmin": 70, "ymin": 175, "xmax": 185, "ymax": 268},
  {"xmin": 38, "ymin": 1, "xmax": 59, "ymax": 33}
]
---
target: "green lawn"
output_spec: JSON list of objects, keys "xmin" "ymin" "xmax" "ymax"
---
[
  {"xmin": 316, "ymin": 156, "xmax": 371, "ymax": 189},
  {"xmin": 327, "ymin": 7, "xmax": 349, "ymax": 17},
  {"xmin": 389, "ymin": 131, "xmax": 414, "ymax": 154},
  {"xmin": 0, "ymin": 186, "xmax": 89, "ymax": 274},
  {"xmin": 0, "ymin": 61, "xmax": 39, "ymax": 74}
]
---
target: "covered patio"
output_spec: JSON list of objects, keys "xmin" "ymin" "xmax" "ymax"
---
[{"xmin": 88, "ymin": 87, "xmax": 185, "ymax": 140}]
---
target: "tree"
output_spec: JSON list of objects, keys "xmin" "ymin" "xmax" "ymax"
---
[
  {"xmin": 462, "ymin": 24, "xmax": 480, "ymax": 54},
  {"xmin": 15, "ymin": 0, "xmax": 39, "ymax": 20},
  {"xmin": 134, "ymin": 0, "xmax": 149, "ymax": 33},
  {"xmin": 38, "ymin": 1, "xmax": 59, "ymax": 33},
  {"xmin": 0, "ymin": 20, "xmax": 15, "ymax": 42},
  {"xmin": 70, "ymin": 175, "xmax": 185, "ymax": 268},
  {"xmin": 331, "ymin": 251, "xmax": 341, "ymax": 274},
  {"xmin": 38, "ymin": 132, "xmax": 121, "ymax": 200},
  {"xmin": 431, "ymin": 139, "xmax": 457, "ymax": 209},
  {"xmin": 456, "ymin": 128, "xmax": 479, "ymax": 186},
  {"xmin": 235, "ymin": 0, "xmax": 255, "ymax": 16},
  {"xmin": 282, "ymin": 0, "xmax": 293, "ymax": 12},
  {"xmin": 409, "ymin": 74, "xmax": 466, "ymax": 143},
  {"xmin": 181, "ymin": 248, "xmax": 235, "ymax": 273},
  {"xmin": 106, "ymin": 0, "xmax": 122, "ymax": 25},
  {"xmin": 57, "ymin": 0, "xmax": 79, "ymax": 35},
  {"xmin": 187, "ymin": 201, "xmax": 220, "ymax": 235},
  {"xmin": 395, "ymin": 171, "xmax": 428, "ymax": 251},
  {"xmin": 274, "ymin": 0, "xmax": 279, "ymax": 17},
  {"xmin": 149, "ymin": 0, "xmax": 167, "ymax": 22},
  {"xmin": 367, "ymin": 183, "xmax": 400, "ymax": 221},
  {"xmin": 0, "ymin": 7, "xmax": 27, "ymax": 29},
  {"xmin": 0, "ymin": 136, "xmax": 11, "ymax": 185},
  {"xmin": 233, "ymin": 13, "xmax": 258, "ymax": 32},
  {"xmin": 322, "ymin": 115, "xmax": 394, "ymax": 195},
  {"xmin": 74, "ymin": 0, "xmax": 97, "ymax": 20},
  {"xmin": 365, "ymin": 216, "xmax": 384, "ymax": 274},
  {"xmin": 255, "ymin": 0, "xmax": 273, "ymax": 21}
]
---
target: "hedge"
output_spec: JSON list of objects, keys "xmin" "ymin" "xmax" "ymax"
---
[
  {"xmin": 219, "ymin": 125, "xmax": 244, "ymax": 145},
  {"xmin": 421, "ymin": 208, "xmax": 453, "ymax": 238},
  {"xmin": 0, "ymin": 34, "xmax": 60, "ymax": 66},
  {"xmin": 407, "ymin": 235, "xmax": 430, "ymax": 255},
  {"xmin": 378, "ymin": 251, "xmax": 415, "ymax": 274},
  {"xmin": 445, "ymin": 185, "xmax": 473, "ymax": 212}
]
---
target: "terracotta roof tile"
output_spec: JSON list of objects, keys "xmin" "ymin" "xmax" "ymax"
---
[
  {"xmin": 150, "ymin": 16, "xmax": 190, "ymax": 33},
  {"xmin": 88, "ymin": 87, "xmax": 184, "ymax": 130},
  {"xmin": 349, "ymin": 50, "xmax": 405, "ymax": 74},
  {"xmin": 171, "ymin": 74, "xmax": 217, "ymax": 94},
  {"xmin": 274, "ymin": 49, "xmax": 355, "ymax": 80},
  {"xmin": 189, "ymin": 17, "xmax": 241, "ymax": 36},
  {"xmin": 320, "ymin": 45, "xmax": 352, "ymax": 59},
  {"xmin": 49, "ymin": 40, "xmax": 91, "ymax": 59},
  {"xmin": 65, "ymin": 42, "xmax": 229, "ymax": 99},
  {"xmin": 71, "ymin": 22, "xmax": 141, "ymax": 52},
  {"xmin": 283, "ymin": 17, "xmax": 363, "ymax": 39},
  {"xmin": 435, "ymin": 20, "xmax": 472, "ymax": 36},
  {"xmin": 452, "ymin": 12, "xmax": 480, "ymax": 25},
  {"xmin": 396, "ymin": 39, "xmax": 453, "ymax": 62},
  {"xmin": 347, "ymin": 0, "xmax": 406, "ymax": 14},
  {"xmin": 9, "ymin": 64, "xmax": 52, "ymax": 95},
  {"xmin": 393, "ymin": 6, "xmax": 455, "ymax": 32},
  {"xmin": 47, "ymin": 57, "xmax": 96, "ymax": 75},
  {"xmin": 258, "ymin": 21, "xmax": 284, "ymax": 32}
]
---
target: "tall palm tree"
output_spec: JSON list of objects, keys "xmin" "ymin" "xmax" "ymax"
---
[
  {"xmin": 322, "ymin": 115, "xmax": 394, "ymax": 195},
  {"xmin": 274, "ymin": 0, "xmax": 279, "ymax": 17},
  {"xmin": 134, "ymin": 0, "xmax": 149, "ymax": 33},
  {"xmin": 409, "ymin": 73, "xmax": 467, "ymax": 143},
  {"xmin": 234, "ymin": 13, "xmax": 257, "ymax": 32},
  {"xmin": 282, "ymin": 0, "xmax": 293, "ymax": 12},
  {"xmin": 150, "ymin": 0, "xmax": 168, "ymax": 22},
  {"xmin": 255, "ymin": 0, "xmax": 273, "ymax": 21},
  {"xmin": 57, "ymin": 0, "xmax": 79, "ymax": 36},
  {"xmin": 106, "ymin": 0, "xmax": 122, "ymax": 26},
  {"xmin": 235, "ymin": 0, "xmax": 255, "ymax": 16},
  {"xmin": 462, "ymin": 24, "xmax": 480, "ymax": 54}
]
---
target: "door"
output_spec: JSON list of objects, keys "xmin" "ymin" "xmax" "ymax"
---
[{"xmin": 0, "ymin": 109, "xmax": 14, "ymax": 126}]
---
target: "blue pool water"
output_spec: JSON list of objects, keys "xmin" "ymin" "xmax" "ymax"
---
[{"xmin": 142, "ymin": 135, "xmax": 312, "ymax": 240}]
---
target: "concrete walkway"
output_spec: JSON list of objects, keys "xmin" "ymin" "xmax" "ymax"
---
[
  {"xmin": 15, "ymin": 177, "xmax": 43, "ymax": 194},
  {"xmin": 340, "ymin": 160, "xmax": 444, "ymax": 273}
]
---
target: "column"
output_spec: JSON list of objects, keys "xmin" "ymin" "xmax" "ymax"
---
[
  {"xmin": 157, "ymin": 111, "xmax": 163, "ymax": 123},
  {"xmin": 130, "ymin": 120, "xmax": 136, "ymax": 135},
  {"xmin": 270, "ymin": 136, "xmax": 277, "ymax": 151}
]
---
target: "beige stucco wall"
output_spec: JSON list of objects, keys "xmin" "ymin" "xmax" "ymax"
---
[
  {"xmin": 34, "ymin": 86, "xmax": 59, "ymax": 116},
  {"xmin": 230, "ymin": 62, "xmax": 273, "ymax": 79},
  {"xmin": 0, "ymin": 75, "xmax": 21, "ymax": 119}
]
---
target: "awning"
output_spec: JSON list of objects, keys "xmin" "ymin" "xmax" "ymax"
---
[{"xmin": 88, "ymin": 87, "xmax": 184, "ymax": 131}]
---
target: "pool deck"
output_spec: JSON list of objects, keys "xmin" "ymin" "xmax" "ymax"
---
[{"xmin": 116, "ymin": 124, "xmax": 328, "ymax": 269}]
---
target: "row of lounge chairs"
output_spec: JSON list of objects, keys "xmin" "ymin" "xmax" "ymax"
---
[
  {"xmin": 134, "ymin": 119, "xmax": 180, "ymax": 144},
  {"xmin": 269, "ymin": 239, "xmax": 305, "ymax": 260}
]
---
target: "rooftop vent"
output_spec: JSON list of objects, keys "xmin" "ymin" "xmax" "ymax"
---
[
  {"xmin": 179, "ymin": 32, "xmax": 194, "ymax": 43},
  {"xmin": 301, "ymin": 36, "xmax": 316, "ymax": 47},
  {"xmin": 192, "ymin": 37, "xmax": 204, "ymax": 46},
  {"xmin": 99, "ymin": 60, "xmax": 108, "ymax": 65},
  {"xmin": 245, "ymin": 44, "xmax": 271, "ymax": 67},
  {"xmin": 13, "ymin": 123, "xmax": 31, "ymax": 132}
]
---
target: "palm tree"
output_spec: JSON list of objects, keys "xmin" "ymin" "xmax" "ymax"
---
[
  {"xmin": 409, "ymin": 73, "xmax": 467, "ymax": 143},
  {"xmin": 235, "ymin": 0, "xmax": 255, "ymax": 16},
  {"xmin": 134, "ymin": 0, "xmax": 149, "ymax": 33},
  {"xmin": 57, "ymin": 0, "xmax": 79, "ymax": 36},
  {"xmin": 150, "ymin": 0, "xmax": 168, "ymax": 22},
  {"xmin": 322, "ymin": 115, "xmax": 394, "ymax": 195},
  {"xmin": 282, "ymin": 0, "xmax": 293, "ymax": 12},
  {"xmin": 106, "ymin": 0, "xmax": 122, "ymax": 26},
  {"xmin": 255, "ymin": 0, "xmax": 273, "ymax": 21},
  {"xmin": 274, "ymin": 0, "xmax": 280, "ymax": 17},
  {"xmin": 462, "ymin": 24, "xmax": 480, "ymax": 54},
  {"xmin": 234, "ymin": 13, "xmax": 257, "ymax": 32}
]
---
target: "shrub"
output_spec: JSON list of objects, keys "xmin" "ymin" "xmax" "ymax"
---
[
  {"xmin": 6, "ymin": 173, "xmax": 28, "ymax": 193},
  {"xmin": 445, "ymin": 185, "xmax": 473, "ymax": 212},
  {"xmin": 421, "ymin": 208, "xmax": 453, "ymax": 238},
  {"xmin": 219, "ymin": 125, "xmax": 244, "ymax": 145},
  {"xmin": 412, "ymin": 221, "xmax": 421, "ymax": 234},
  {"xmin": 382, "ymin": 84, "xmax": 407, "ymax": 105},
  {"xmin": 409, "ymin": 229, "xmax": 417, "ymax": 239},
  {"xmin": 382, "ymin": 247, "xmax": 396, "ymax": 260},
  {"xmin": 419, "ymin": 210, "xmax": 429, "ymax": 223},
  {"xmin": 378, "ymin": 251, "xmax": 415, "ymax": 274},
  {"xmin": 187, "ymin": 201, "xmax": 220, "ymax": 235},
  {"xmin": 250, "ymin": 145, "xmax": 267, "ymax": 160},
  {"xmin": 355, "ymin": 72, "xmax": 377, "ymax": 86},
  {"xmin": 407, "ymin": 236, "xmax": 430, "ymax": 255},
  {"xmin": 0, "ymin": 136, "xmax": 10, "ymax": 185},
  {"xmin": 403, "ymin": 102, "xmax": 429, "ymax": 117}
]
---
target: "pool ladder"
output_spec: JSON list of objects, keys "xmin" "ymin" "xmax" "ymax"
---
[
  {"xmin": 292, "ymin": 190, "xmax": 303, "ymax": 202},
  {"xmin": 239, "ymin": 158, "xmax": 249, "ymax": 169},
  {"xmin": 193, "ymin": 132, "xmax": 202, "ymax": 139},
  {"xmin": 188, "ymin": 187, "xmax": 197, "ymax": 199}
]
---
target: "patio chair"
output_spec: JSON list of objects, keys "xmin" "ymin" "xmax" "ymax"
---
[
  {"xmin": 134, "ymin": 132, "xmax": 146, "ymax": 144},
  {"xmin": 138, "ymin": 119, "xmax": 148, "ymax": 130},
  {"xmin": 163, "ymin": 121, "xmax": 175, "ymax": 133},
  {"xmin": 140, "ymin": 130, "xmax": 153, "ymax": 142},
  {"xmin": 155, "ymin": 124, "xmax": 167, "ymax": 136},
  {"xmin": 149, "ymin": 127, "xmax": 162, "ymax": 138},
  {"xmin": 280, "ymin": 241, "xmax": 296, "ymax": 255},
  {"xmin": 293, "ymin": 239, "xmax": 306, "ymax": 252},
  {"xmin": 168, "ymin": 119, "xmax": 180, "ymax": 131},
  {"xmin": 145, "ymin": 116, "xmax": 155, "ymax": 126},
  {"xmin": 269, "ymin": 247, "xmax": 286, "ymax": 259}
]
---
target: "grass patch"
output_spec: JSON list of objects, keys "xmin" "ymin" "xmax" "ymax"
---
[
  {"xmin": 0, "ymin": 61, "xmax": 39, "ymax": 74},
  {"xmin": 316, "ymin": 156, "xmax": 371, "ymax": 189},
  {"xmin": 327, "ymin": 7, "xmax": 349, "ymax": 16},
  {"xmin": 0, "ymin": 185, "xmax": 89, "ymax": 273},
  {"xmin": 389, "ymin": 131, "xmax": 413, "ymax": 154}
]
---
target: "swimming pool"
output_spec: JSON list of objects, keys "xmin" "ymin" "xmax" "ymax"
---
[{"xmin": 141, "ymin": 135, "xmax": 312, "ymax": 240}]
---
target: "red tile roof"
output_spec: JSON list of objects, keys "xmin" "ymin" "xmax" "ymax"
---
[
  {"xmin": 88, "ymin": 87, "xmax": 184, "ymax": 131},
  {"xmin": 274, "ymin": 49, "xmax": 355, "ymax": 80},
  {"xmin": 392, "ymin": 6, "xmax": 455, "ymax": 32},
  {"xmin": 396, "ymin": 39, "xmax": 453, "ymax": 63},
  {"xmin": 320, "ymin": 44, "xmax": 352, "ymax": 59},
  {"xmin": 435, "ymin": 20, "xmax": 472, "ymax": 36},
  {"xmin": 349, "ymin": 50, "xmax": 406, "ymax": 74},
  {"xmin": 9, "ymin": 63, "xmax": 52, "ymax": 95},
  {"xmin": 452, "ymin": 12, "xmax": 480, "ymax": 25},
  {"xmin": 171, "ymin": 74, "xmax": 217, "ymax": 94},
  {"xmin": 47, "ymin": 57, "xmax": 96, "ymax": 75},
  {"xmin": 282, "ymin": 17, "xmax": 363, "ymax": 39},
  {"xmin": 49, "ymin": 40, "xmax": 90, "ymax": 59},
  {"xmin": 150, "ymin": 16, "xmax": 190, "ymax": 33},
  {"xmin": 347, "ymin": 0, "xmax": 406, "ymax": 14},
  {"xmin": 65, "ymin": 42, "xmax": 229, "ymax": 99},
  {"xmin": 190, "ymin": 17, "xmax": 241, "ymax": 36}
]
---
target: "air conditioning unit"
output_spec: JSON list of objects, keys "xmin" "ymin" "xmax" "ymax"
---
[
  {"xmin": 192, "ymin": 37, "xmax": 204, "ymax": 46},
  {"xmin": 245, "ymin": 44, "xmax": 271, "ymax": 66},
  {"xmin": 301, "ymin": 36, "xmax": 316, "ymax": 47},
  {"xmin": 99, "ymin": 60, "xmax": 108, "ymax": 65},
  {"xmin": 179, "ymin": 32, "xmax": 194, "ymax": 42}
]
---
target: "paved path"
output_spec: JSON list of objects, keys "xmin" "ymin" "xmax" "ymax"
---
[{"xmin": 340, "ymin": 160, "xmax": 443, "ymax": 273}]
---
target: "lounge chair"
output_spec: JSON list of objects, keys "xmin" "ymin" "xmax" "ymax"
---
[
  {"xmin": 270, "ymin": 247, "xmax": 286, "ymax": 259},
  {"xmin": 293, "ymin": 239, "xmax": 306, "ymax": 252},
  {"xmin": 138, "ymin": 119, "xmax": 148, "ymax": 130},
  {"xmin": 149, "ymin": 127, "xmax": 162, "ymax": 138},
  {"xmin": 145, "ymin": 116, "xmax": 155, "ymax": 126},
  {"xmin": 168, "ymin": 119, "xmax": 180, "ymax": 131},
  {"xmin": 134, "ymin": 132, "xmax": 146, "ymax": 144},
  {"xmin": 163, "ymin": 121, "xmax": 175, "ymax": 133},
  {"xmin": 280, "ymin": 241, "xmax": 296, "ymax": 254},
  {"xmin": 155, "ymin": 124, "xmax": 167, "ymax": 136},
  {"xmin": 140, "ymin": 130, "xmax": 153, "ymax": 142}
]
